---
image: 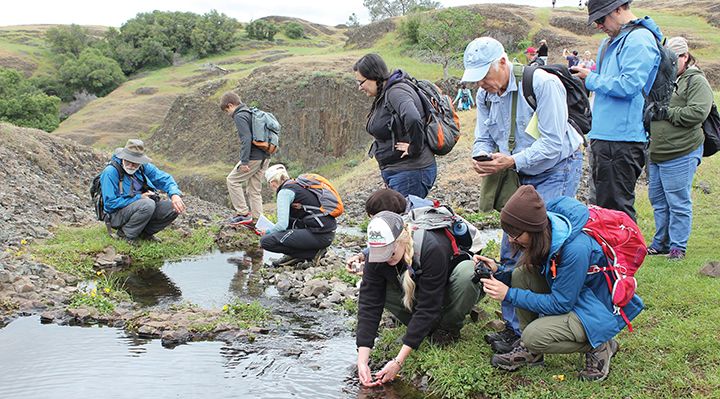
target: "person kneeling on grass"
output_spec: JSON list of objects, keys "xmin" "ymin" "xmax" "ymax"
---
[
  {"xmin": 258, "ymin": 164, "xmax": 336, "ymax": 267},
  {"xmin": 477, "ymin": 185, "xmax": 643, "ymax": 381},
  {"xmin": 356, "ymin": 211, "xmax": 481, "ymax": 387}
]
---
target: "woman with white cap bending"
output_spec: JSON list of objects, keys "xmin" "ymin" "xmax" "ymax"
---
[
  {"xmin": 259, "ymin": 164, "xmax": 336, "ymax": 267},
  {"xmin": 355, "ymin": 211, "xmax": 480, "ymax": 387}
]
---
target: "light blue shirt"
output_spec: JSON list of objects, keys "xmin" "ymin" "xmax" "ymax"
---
[
  {"xmin": 265, "ymin": 188, "xmax": 295, "ymax": 235},
  {"xmin": 472, "ymin": 65, "xmax": 582, "ymax": 176}
]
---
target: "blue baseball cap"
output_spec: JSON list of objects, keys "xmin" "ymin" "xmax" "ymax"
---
[{"xmin": 462, "ymin": 37, "xmax": 505, "ymax": 82}]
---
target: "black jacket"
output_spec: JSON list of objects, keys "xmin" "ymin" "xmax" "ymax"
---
[
  {"xmin": 280, "ymin": 180, "xmax": 337, "ymax": 234},
  {"xmin": 233, "ymin": 106, "xmax": 268, "ymax": 164},
  {"xmin": 356, "ymin": 229, "xmax": 453, "ymax": 350},
  {"xmin": 366, "ymin": 70, "xmax": 435, "ymax": 171}
]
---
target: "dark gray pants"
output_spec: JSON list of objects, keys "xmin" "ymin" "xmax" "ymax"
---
[
  {"xmin": 590, "ymin": 139, "xmax": 646, "ymax": 221},
  {"xmin": 260, "ymin": 229, "xmax": 334, "ymax": 260},
  {"xmin": 110, "ymin": 198, "xmax": 178, "ymax": 240}
]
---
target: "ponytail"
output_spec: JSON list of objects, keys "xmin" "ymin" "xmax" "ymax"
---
[{"xmin": 397, "ymin": 227, "xmax": 416, "ymax": 312}]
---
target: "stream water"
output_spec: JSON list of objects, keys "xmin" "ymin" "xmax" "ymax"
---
[
  {"xmin": 0, "ymin": 229, "xmax": 502, "ymax": 398},
  {"xmin": 0, "ymin": 249, "xmax": 425, "ymax": 399}
]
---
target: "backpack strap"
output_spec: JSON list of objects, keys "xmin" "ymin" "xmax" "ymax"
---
[
  {"xmin": 521, "ymin": 65, "xmax": 538, "ymax": 111},
  {"xmin": 109, "ymin": 160, "xmax": 125, "ymax": 195},
  {"xmin": 509, "ymin": 64, "xmax": 523, "ymax": 152}
]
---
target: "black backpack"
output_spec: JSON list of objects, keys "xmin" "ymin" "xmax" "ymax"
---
[
  {"xmin": 609, "ymin": 24, "xmax": 678, "ymax": 134},
  {"xmin": 521, "ymin": 64, "xmax": 592, "ymax": 135},
  {"xmin": 701, "ymin": 103, "xmax": 720, "ymax": 157},
  {"xmin": 90, "ymin": 160, "xmax": 146, "ymax": 222}
]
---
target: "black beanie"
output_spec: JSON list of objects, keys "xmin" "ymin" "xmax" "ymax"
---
[{"xmin": 500, "ymin": 185, "xmax": 548, "ymax": 238}]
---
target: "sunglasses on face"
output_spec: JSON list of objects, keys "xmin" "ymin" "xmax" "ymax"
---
[{"xmin": 594, "ymin": 15, "xmax": 606, "ymax": 25}]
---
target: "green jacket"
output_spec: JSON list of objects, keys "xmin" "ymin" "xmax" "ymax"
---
[{"xmin": 649, "ymin": 66, "xmax": 713, "ymax": 163}]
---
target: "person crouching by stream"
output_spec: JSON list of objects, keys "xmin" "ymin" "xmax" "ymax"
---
[
  {"xmin": 258, "ymin": 164, "xmax": 336, "ymax": 267},
  {"xmin": 477, "ymin": 185, "xmax": 643, "ymax": 381},
  {"xmin": 356, "ymin": 211, "xmax": 481, "ymax": 387}
]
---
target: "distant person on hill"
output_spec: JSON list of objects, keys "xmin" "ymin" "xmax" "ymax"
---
[
  {"xmin": 647, "ymin": 37, "xmax": 713, "ymax": 261},
  {"xmin": 571, "ymin": 0, "xmax": 662, "ymax": 221},
  {"xmin": 259, "ymin": 164, "xmax": 336, "ymax": 267},
  {"xmin": 563, "ymin": 49, "xmax": 580, "ymax": 68},
  {"xmin": 462, "ymin": 36, "xmax": 584, "ymax": 355},
  {"xmin": 353, "ymin": 53, "xmax": 437, "ymax": 198},
  {"xmin": 355, "ymin": 211, "xmax": 481, "ymax": 387},
  {"xmin": 537, "ymin": 39, "xmax": 549, "ymax": 64},
  {"xmin": 525, "ymin": 46, "xmax": 545, "ymax": 66},
  {"xmin": 100, "ymin": 139, "xmax": 186, "ymax": 244},
  {"xmin": 579, "ymin": 50, "xmax": 596, "ymax": 71},
  {"xmin": 454, "ymin": 83, "xmax": 475, "ymax": 111},
  {"xmin": 220, "ymin": 91, "xmax": 271, "ymax": 227},
  {"xmin": 479, "ymin": 185, "xmax": 643, "ymax": 381}
]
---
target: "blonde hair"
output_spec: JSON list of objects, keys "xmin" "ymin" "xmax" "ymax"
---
[
  {"xmin": 397, "ymin": 227, "xmax": 416, "ymax": 312},
  {"xmin": 269, "ymin": 170, "xmax": 289, "ymax": 185}
]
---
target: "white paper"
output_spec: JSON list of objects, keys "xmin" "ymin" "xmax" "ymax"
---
[{"xmin": 255, "ymin": 214, "xmax": 275, "ymax": 231}]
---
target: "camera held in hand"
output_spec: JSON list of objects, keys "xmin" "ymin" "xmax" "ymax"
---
[
  {"xmin": 472, "ymin": 260, "xmax": 493, "ymax": 284},
  {"xmin": 144, "ymin": 190, "xmax": 160, "ymax": 203}
]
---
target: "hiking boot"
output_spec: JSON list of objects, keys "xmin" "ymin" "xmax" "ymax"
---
[
  {"xmin": 492, "ymin": 337, "xmax": 521, "ymax": 354},
  {"xmin": 141, "ymin": 234, "xmax": 162, "ymax": 243},
  {"xmin": 429, "ymin": 328, "xmax": 461, "ymax": 346},
  {"xmin": 228, "ymin": 213, "xmax": 253, "ymax": 226},
  {"xmin": 485, "ymin": 324, "xmax": 520, "ymax": 345},
  {"xmin": 278, "ymin": 256, "xmax": 304, "ymax": 268},
  {"xmin": 271, "ymin": 255, "xmax": 294, "ymax": 268},
  {"xmin": 667, "ymin": 249, "xmax": 686, "ymax": 261},
  {"xmin": 646, "ymin": 246, "xmax": 669, "ymax": 256},
  {"xmin": 491, "ymin": 342, "xmax": 544, "ymax": 371},
  {"xmin": 579, "ymin": 339, "xmax": 619, "ymax": 381},
  {"xmin": 312, "ymin": 248, "xmax": 327, "ymax": 266}
]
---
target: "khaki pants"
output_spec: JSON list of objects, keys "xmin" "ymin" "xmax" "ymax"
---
[
  {"xmin": 512, "ymin": 265, "xmax": 592, "ymax": 354},
  {"xmin": 226, "ymin": 158, "xmax": 268, "ymax": 219}
]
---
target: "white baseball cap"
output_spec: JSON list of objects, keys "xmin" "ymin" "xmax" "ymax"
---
[
  {"xmin": 264, "ymin": 164, "xmax": 287, "ymax": 183},
  {"xmin": 367, "ymin": 211, "xmax": 404, "ymax": 263}
]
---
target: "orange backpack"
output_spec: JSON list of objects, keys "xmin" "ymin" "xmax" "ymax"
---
[{"xmin": 293, "ymin": 173, "xmax": 344, "ymax": 218}]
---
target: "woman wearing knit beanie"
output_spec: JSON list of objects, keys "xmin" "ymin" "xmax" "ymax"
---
[{"xmin": 475, "ymin": 185, "xmax": 644, "ymax": 381}]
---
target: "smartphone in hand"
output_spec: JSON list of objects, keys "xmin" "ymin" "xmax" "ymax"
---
[{"xmin": 473, "ymin": 152, "xmax": 492, "ymax": 162}]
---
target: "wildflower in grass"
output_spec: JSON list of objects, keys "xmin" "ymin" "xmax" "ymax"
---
[
  {"xmin": 104, "ymin": 287, "xmax": 111, "ymax": 294},
  {"xmin": 223, "ymin": 304, "xmax": 229, "ymax": 312},
  {"xmin": 90, "ymin": 289, "xmax": 97, "ymax": 297},
  {"xmin": 20, "ymin": 239, "xmax": 27, "ymax": 245}
]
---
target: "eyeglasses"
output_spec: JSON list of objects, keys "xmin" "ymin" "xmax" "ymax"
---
[
  {"xmin": 507, "ymin": 231, "xmax": 524, "ymax": 241},
  {"xmin": 356, "ymin": 78, "xmax": 368, "ymax": 87},
  {"xmin": 594, "ymin": 15, "xmax": 606, "ymax": 25}
]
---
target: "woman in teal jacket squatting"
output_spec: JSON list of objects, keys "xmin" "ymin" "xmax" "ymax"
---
[{"xmin": 478, "ymin": 185, "xmax": 643, "ymax": 381}]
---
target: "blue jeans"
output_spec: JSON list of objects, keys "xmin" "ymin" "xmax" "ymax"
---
[
  {"xmin": 648, "ymin": 145, "xmax": 702, "ymax": 252},
  {"xmin": 381, "ymin": 163, "xmax": 437, "ymax": 199},
  {"xmin": 499, "ymin": 149, "xmax": 584, "ymax": 334}
]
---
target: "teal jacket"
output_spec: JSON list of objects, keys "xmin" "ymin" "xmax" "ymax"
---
[
  {"xmin": 506, "ymin": 197, "xmax": 644, "ymax": 348},
  {"xmin": 100, "ymin": 155, "xmax": 182, "ymax": 214},
  {"xmin": 585, "ymin": 17, "xmax": 662, "ymax": 143}
]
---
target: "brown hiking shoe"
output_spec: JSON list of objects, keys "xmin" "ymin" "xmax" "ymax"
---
[
  {"xmin": 491, "ymin": 341, "xmax": 544, "ymax": 371},
  {"xmin": 579, "ymin": 339, "xmax": 619, "ymax": 381}
]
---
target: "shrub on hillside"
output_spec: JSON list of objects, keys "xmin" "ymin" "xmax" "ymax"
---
[
  {"xmin": 246, "ymin": 20, "xmax": 279, "ymax": 41},
  {"xmin": 58, "ymin": 48, "xmax": 126, "ymax": 97},
  {"xmin": 284, "ymin": 22, "xmax": 305, "ymax": 39},
  {"xmin": 0, "ymin": 68, "xmax": 60, "ymax": 132},
  {"xmin": 45, "ymin": 24, "xmax": 97, "ymax": 57}
]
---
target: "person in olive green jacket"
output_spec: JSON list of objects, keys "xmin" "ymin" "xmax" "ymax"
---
[{"xmin": 647, "ymin": 37, "xmax": 714, "ymax": 260}]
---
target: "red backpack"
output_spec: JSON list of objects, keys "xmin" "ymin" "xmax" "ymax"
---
[
  {"xmin": 550, "ymin": 205, "xmax": 646, "ymax": 331},
  {"xmin": 583, "ymin": 205, "xmax": 647, "ymax": 331}
]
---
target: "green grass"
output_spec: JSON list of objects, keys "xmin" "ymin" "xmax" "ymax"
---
[
  {"xmin": 31, "ymin": 224, "xmax": 218, "ymax": 277},
  {"xmin": 370, "ymin": 154, "xmax": 720, "ymax": 398}
]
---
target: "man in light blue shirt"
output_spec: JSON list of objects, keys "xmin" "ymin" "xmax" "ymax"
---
[{"xmin": 462, "ymin": 36, "xmax": 584, "ymax": 353}]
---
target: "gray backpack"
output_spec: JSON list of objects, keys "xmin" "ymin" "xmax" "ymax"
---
[
  {"xmin": 404, "ymin": 205, "xmax": 483, "ymax": 275},
  {"xmin": 244, "ymin": 107, "xmax": 281, "ymax": 154}
]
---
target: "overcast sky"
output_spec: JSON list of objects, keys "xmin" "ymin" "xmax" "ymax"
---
[{"xmin": 1, "ymin": 0, "xmax": 587, "ymax": 27}]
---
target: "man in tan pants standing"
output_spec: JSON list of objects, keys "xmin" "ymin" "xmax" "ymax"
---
[{"xmin": 220, "ymin": 92, "xmax": 270, "ymax": 226}]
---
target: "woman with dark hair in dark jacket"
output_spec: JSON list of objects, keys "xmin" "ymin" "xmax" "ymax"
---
[{"xmin": 353, "ymin": 53, "xmax": 437, "ymax": 198}]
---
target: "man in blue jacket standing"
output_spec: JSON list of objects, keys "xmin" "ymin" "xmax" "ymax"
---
[
  {"xmin": 571, "ymin": 0, "xmax": 661, "ymax": 220},
  {"xmin": 100, "ymin": 139, "xmax": 186, "ymax": 244},
  {"xmin": 462, "ymin": 36, "xmax": 584, "ymax": 353}
]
